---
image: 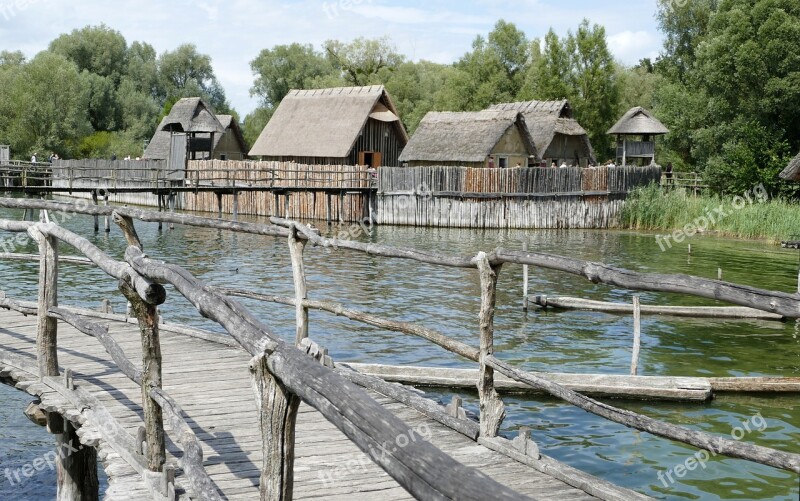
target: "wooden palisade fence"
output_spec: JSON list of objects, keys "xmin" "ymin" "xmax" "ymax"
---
[{"xmin": 0, "ymin": 197, "xmax": 798, "ymax": 501}]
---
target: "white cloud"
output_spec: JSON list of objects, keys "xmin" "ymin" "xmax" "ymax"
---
[{"xmin": 607, "ymin": 30, "xmax": 661, "ymax": 65}]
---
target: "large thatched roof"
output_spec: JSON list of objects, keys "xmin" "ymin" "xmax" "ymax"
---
[
  {"xmin": 398, "ymin": 110, "xmax": 537, "ymax": 163},
  {"xmin": 779, "ymin": 152, "xmax": 800, "ymax": 181},
  {"xmin": 607, "ymin": 107, "xmax": 669, "ymax": 135},
  {"xmin": 143, "ymin": 98, "xmax": 226, "ymax": 159},
  {"xmin": 248, "ymin": 85, "xmax": 408, "ymax": 158},
  {"xmin": 489, "ymin": 100, "xmax": 594, "ymax": 161}
]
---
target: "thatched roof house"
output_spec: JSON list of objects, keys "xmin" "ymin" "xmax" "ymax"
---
[
  {"xmin": 607, "ymin": 107, "xmax": 669, "ymax": 166},
  {"xmin": 143, "ymin": 98, "xmax": 246, "ymax": 163},
  {"xmin": 489, "ymin": 100, "xmax": 595, "ymax": 166},
  {"xmin": 249, "ymin": 85, "xmax": 408, "ymax": 167},
  {"xmin": 608, "ymin": 107, "xmax": 669, "ymax": 136},
  {"xmin": 398, "ymin": 110, "xmax": 538, "ymax": 169},
  {"xmin": 779, "ymin": 152, "xmax": 800, "ymax": 181}
]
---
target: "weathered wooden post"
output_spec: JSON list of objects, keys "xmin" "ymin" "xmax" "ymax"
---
[
  {"xmin": 233, "ymin": 191, "xmax": 240, "ymax": 221},
  {"xmin": 168, "ymin": 192, "xmax": 176, "ymax": 230},
  {"xmin": 473, "ymin": 252, "xmax": 505, "ymax": 437},
  {"xmin": 91, "ymin": 191, "xmax": 99, "ymax": 232},
  {"xmin": 630, "ymin": 295, "xmax": 642, "ymax": 376},
  {"xmin": 115, "ymin": 217, "xmax": 166, "ymax": 473},
  {"xmin": 103, "ymin": 192, "xmax": 110, "ymax": 233},
  {"xmin": 718, "ymin": 268, "xmax": 723, "ymax": 280},
  {"xmin": 522, "ymin": 241, "xmax": 529, "ymax": 311},
  {"xmin": 288, "ymin": 225, "xmax": 309, "ymax": 345},
  {"xmin": 250, "ymin": 353, "xmax": 300, "ymax": 501},
  {"xmin": 30, "ymin": 219, "xmax": 100, "ymax": 500},
  {"xmin": 216, "ymin": 192, "xmax": 223, "ymax": 220}
]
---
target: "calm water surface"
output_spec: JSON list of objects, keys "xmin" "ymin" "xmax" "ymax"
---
[{"xmin": 0, "ymin": 203, "xmax": 798, "ymax": 500}]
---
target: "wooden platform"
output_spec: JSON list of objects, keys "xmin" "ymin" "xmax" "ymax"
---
[{"xmin": 0, "ymin": 308, "xmax": 648, "ymax": 500}]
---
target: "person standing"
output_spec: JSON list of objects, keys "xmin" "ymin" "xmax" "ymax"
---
[
  {"xmin": 665, "ymin": 162, "xmax": 674, "ymax": 186},
  {"xmin": 30, "ymin": 153, "xmax": 36, "ymax": 163}
]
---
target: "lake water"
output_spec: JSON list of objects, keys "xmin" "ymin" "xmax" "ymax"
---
[{"xmin": 0, "ymin": 202, "xmax": 798, "ymax": 500}]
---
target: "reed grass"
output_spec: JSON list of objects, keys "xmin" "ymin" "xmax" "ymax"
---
[{"xmin": 620, "ymin": 185, "xmax": 800, "ymax": 242}]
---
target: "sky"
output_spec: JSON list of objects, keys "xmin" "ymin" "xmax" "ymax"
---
[{"xmin": 0, "ymin": 0, "xmax": 665, "ymax": 115}]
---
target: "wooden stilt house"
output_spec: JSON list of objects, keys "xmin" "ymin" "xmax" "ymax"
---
[
  {"xmin": 489, "ymin": 100, "xmax": 595, "ymax": 167},
  {"xmin": 248, "ymin": 85, "xmax": 408, "ymax": 167},
  {"xmin": 398, "ymin": 110, "xmax": 539, "ymax": 168}
]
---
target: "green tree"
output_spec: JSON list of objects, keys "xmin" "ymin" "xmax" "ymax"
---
[
  {"xmin": 324, "ymin": 36, "xmax": 404, "ymax": 86},
  {"xmin": 524, "ymin": 20, "xmax": 620, "ymax": 159},
  {"xmin": 383, "ymin": 60, "xmax": 456, "ymax": 133},
  {"xmin": 5, "ymin": 52, "xmax": 91, "ymax": 156},
  {"xmin": 158, "ymin": 44, "xmax": 231, "ymax": 113},
  {"xmin": 250, "ymin": 43, "xmax": 333, "ymax": 108},
  {"xmin": 655, "ymin": 0, "xmax": 719, "ymax": 83},
  {"xmin": 49, "ymin": 24, "xmax": 128, "ymax": 84}
]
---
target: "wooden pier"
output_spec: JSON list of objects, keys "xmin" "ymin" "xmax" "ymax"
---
[{"xmin": 1, "ymin": 198, "xmax": 798, "ymax": 500}]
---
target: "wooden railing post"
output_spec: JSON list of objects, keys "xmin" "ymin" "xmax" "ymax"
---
[
  {"xmin": 30, "ymin": 218, "xmax": 100, "ymax": 500},
  {"xmin": 473, "ymin": 252, "xmax": 506, "ymax": 437},
  {"xmin": 250, "ymin": 353, "xmax": 300, "ymax": 501},
  {"xmin": 288, "ymin": 225, "xmax": 309, "ymax": 345}
]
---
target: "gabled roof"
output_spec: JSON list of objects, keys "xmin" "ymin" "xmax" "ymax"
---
[
  {"xmin": 489, "ymin": 100, "xmax": 572, "ymax": 118},
  {"xmin": 215, "ymin": 115, "xmax": 248, "ymax": 153},
  {"xmin": 607, "ymin": 107, "xmax": 669, "ymax": 135},
  {"xmin": 143, "ymin": 98, "xmax": 234, "ymax": 160},
  {"xmin": 398, "ymin": 110, "xmax": 538, "ymax": 163},
  {"xmin": 779, "ymin": 152, "xmax": 800, "ymax": 181},
  {"xmin": 248, "ymin": 85, "xmax": 408, "ymax": 158},
  {"xmin": 489, "ymin": 100, "xmax": 595, "ymax": 162}
]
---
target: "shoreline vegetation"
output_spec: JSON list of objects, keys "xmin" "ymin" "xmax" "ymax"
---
[{"xmin": 620, "ymin": 184, "xmax": 800, "ymax": 244}]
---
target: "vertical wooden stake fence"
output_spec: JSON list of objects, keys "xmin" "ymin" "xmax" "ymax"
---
[
  {"xmin": 288, "ymin": 225, "xmax": 309, "ymax": 345},
  {"xmin": 250, "ymin": 354, "xmax": 300, "ymax": 501},
  {"xmin": 630, "ymin": 295, "xmax": 642, "ymax": 376},
  {"xmin": 474, "ymin": 252, "xmax": 505, "ymax": 437}
]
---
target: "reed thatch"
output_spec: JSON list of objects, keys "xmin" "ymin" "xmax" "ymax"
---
[
  {"xmin": 489, "ymin": 100, "xmax": 595, "ymax": 162},
  {"xmin": 216, "ymin": 115, "xmax": 248, "ymax": 153},
  {"xmin": 143, "ymin": 98, "xmax": 226, "ymax": 160},
  {"xmin": 248, "ymin": 85, "xmax": 408, "ymax": 159},
  {"xmin": 779, "ymin": 152, "xmax": 800, "ymax": 181},
  {"xmin": 607, "ymin": 107, "xmax": 669, "ymax": 135},
  {"xmin": 398, "ymin": 110, "xmax": 538, "ymax": 163}
]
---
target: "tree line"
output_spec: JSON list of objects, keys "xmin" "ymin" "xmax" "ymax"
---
[{"xmin": 1, "ymin": 0, "xmax": 799, "ymax": 195}]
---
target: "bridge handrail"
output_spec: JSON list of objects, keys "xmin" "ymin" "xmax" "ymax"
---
[{"xmin": 0, "ymin": 212, "xmax": 530, "ymax": 500}]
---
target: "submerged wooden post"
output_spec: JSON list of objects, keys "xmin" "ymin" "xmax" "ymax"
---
[
  {"xmin": 168, "ymin": 193, "xmax": 176, "ymax": 230},
  {"xmin": 91, "ymin": 191, "xmax": 99, "ymax": 232},
  {"xmin": 473, "ymin": 252, "xmax": 505, "ymax": 437},
  {"xmin": 250, "ymin": 353, "xmax": 300, "ymax": 501},
  {"xmin": 103, "ymin": 193, "xmax": 110, "ymax": 233},
  {"xmin": 233, "ymin": 191, "xmax": 239, "ymax": 221},
  {"xmin": 630, "ymin": 295, "xmax": 642, "ymax": 376},
  {"xmin": 288, "ymin": 225, "xmax": 309, "ymax": 345},
  {"xmin": 216, "ymin": 192, "xmax": 223, "ymax": 219},
  {"xmin": 522, "ymin": 241, "xmax": 529, "ymax": 311},
  {"xmin": 58, "ymin": 414, "xmax": 100, "ymax": 500}
]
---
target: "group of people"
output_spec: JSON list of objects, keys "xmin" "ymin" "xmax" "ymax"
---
[{"xmin": 30, "ymin": 153, "xmax": 60, "ymax": 163}]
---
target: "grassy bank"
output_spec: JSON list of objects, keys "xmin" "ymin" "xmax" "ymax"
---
[{"xmin": 620, "ymin": 184, "xmax": 800, "ymax": 242}]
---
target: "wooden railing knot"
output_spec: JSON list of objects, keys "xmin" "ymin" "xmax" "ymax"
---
[
  {"xmin": 512, "ymin": 426, "xmax": 541, "ymax": 459},
  {"xmin": 299, "ymin": 338, "xmax": 335, "ymax": 368},
  {"xmin": 63, "ymin": 367, "xmax": 74, "ymax": 390}
]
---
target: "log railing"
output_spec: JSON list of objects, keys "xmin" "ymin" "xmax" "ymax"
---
[{"xmin": 1, "ymin": 197, "xmax": 799, "ymax": 501}]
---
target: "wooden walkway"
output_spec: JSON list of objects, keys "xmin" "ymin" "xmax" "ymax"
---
[{"xmin": 0, "ymin": 307, "xmax": 635, "ymax": 500}]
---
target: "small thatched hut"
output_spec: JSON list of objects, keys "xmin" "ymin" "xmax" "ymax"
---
[
  {"xmin": 143, "ymin": 98, "xmax": 232, "ymax": 167},
  {"xmin": 248, "ymin": 85, "xmax": 408, "ymax": 167},
  {"xmin": 488, "ymin": 100, "xmax": 595, "ymax": 167},
  {"xmin": 398, "ymin": 110, "xmax": 538, "ymax": 168},
  {"xmin": 779, "ymin": 152, "xmax": 800, "ymax": 181},
  {"xmin": 607, "ymin": 107, "xmax": 669, "ymax": 166}
]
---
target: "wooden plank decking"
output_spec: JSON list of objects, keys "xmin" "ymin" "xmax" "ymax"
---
[{"xmin": 0, "ymin": 308, "xmax": 646, "ymax": 500}]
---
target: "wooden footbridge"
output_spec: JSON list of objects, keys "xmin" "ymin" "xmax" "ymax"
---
[{"xmin": 1, "ymin": 197, "xmax": 799, "ymax": 501}]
